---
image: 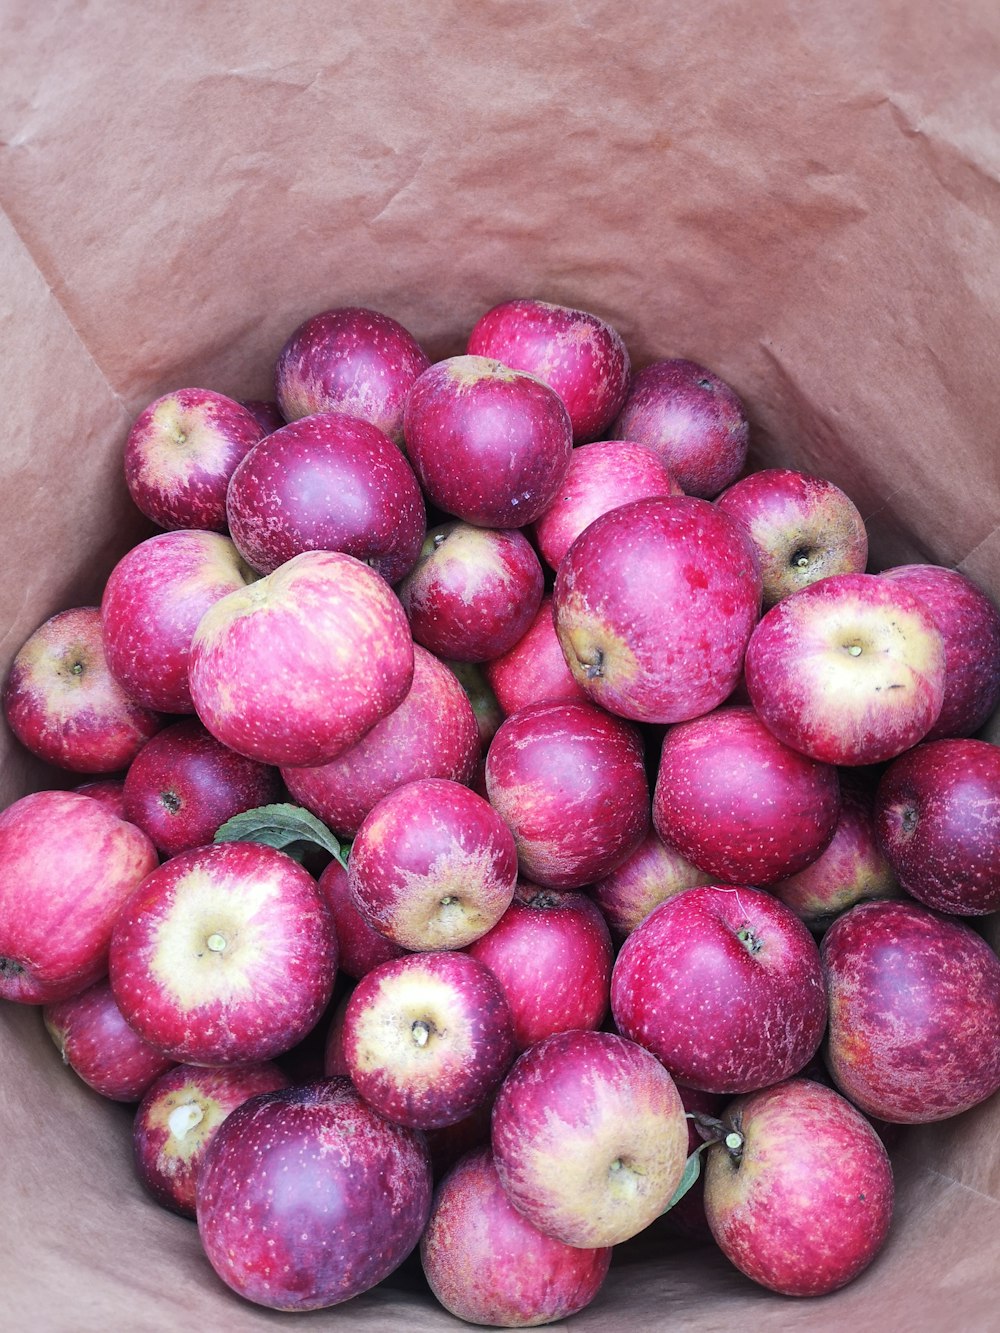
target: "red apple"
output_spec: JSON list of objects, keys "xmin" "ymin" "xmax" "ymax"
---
[
  {"xmin": 611, "ymin": 885, "xmax": 827, "ymax": 1094},
  {"xmin": 444, "ymin": 660, "xmax": 505, "ymax": 750},
  {"xmin": 3, "ymin": 606, "xmax": 163, "ymax": 773},
  {"xmin": 239, "ymin": 399, "xmax": 285, "ymax": 434},
  {"xmin": 75, "ymin": 778, "xmax": 127, "ymax": 820},
  {"xmin": 43, "ymin": 978, "xmax": 175, "ymax": 1102},
  {"xmin": 316, "ymin": 859, "xmax": 405, "ymax": 979},
  {"xmin": 483, "ymin": 596, "xmax": 590, "ymax": 716},
  {"xmin": 589, "ymin": 829, "xmax": 712, "ymax": 941}
]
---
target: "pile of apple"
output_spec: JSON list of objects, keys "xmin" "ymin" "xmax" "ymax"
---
[{"xmin": 2, "ymin": 297, "xmax": 1000, "ymax": 1326}]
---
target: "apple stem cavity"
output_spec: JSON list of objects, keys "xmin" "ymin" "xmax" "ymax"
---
[
  {"xmin": 168, "ymin": 1101, "xmax": 205, "ymax": 1141},
  {"xmin": 735, "ymin": 926, "xmax": 762, "ymax": 956}
]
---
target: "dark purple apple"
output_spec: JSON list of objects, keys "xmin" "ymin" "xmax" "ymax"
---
[
  {"xmin": 483, "ymin": 595, "xmax": 590, "ymax": 717},
  {"xmin": 589, "ymin": 829, "xmax": 712, "ymax": 941},
  {"xmin": 316, "ymin": 859, "xmax": 405, "ymax": 980},
  {"xmin": 43, "ymin": 978, "xmax": 175, "ymax": 1102}
]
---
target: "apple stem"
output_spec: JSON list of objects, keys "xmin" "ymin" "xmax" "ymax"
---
[
  {"xmin": 206, "ymin": 933, "xmax": 227, "ymax": 953},
  {"xmin": 735, "ymin": 926, "xmax": 762, "ymax": 956},
  {"xmin": 411, "ymin": 1020, "xmax": 432, "ymax": 1047},
  {"xmin": 846, "ymin": 643, "xmax": 863, "ymax": 657},
  {"xmin": 168, "ymin": 1101, "xmax": 205, "ymax": 1141},
  {"xmin": 687, "ymin": 1110, "xmax": 726, "ymax": 1143},
  {"xmin": 582, "ymin": 648, "xmax": 605, "ymax": 679},
  {"xmin": 724, "ymin": 1129, "xmax": 745, "ymax": 1165}
]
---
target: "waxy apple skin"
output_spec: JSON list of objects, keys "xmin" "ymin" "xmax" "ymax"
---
[
  {"xmin": 0, "ymin": 790, "xmax": 158, "ymax": 1005},
  {"xmin": 196, "ymin": 1077, "xmax": 432, "ymax": 1311},
  {"xmin": 43, "ymin": 979, "xmax": 175, "ymax": 1102},
  {"xmin": 590, "ymin": 829, "xmax": 712, "ymax": 941},
  {"xmin": 703, "ymin": 1079, "xmax": 894, "ymax": 1297},
  {"xmin": 611, "ymin": 885, "xmax": 827, "ymax": 1094},
  {"xmin": 822, "ymin": 899, "xmax": 1000, "ymax": 1122},
  {"xmin": 421, "ymin": 1147, "xmax": 612, "ymax": 1328},
  {"xmin": 875, "ymin": 738, "xmax": 1000, "ymax": 915},
  {"xmin": 484, "ymin": 595, "xmax": 589, "ymax": 716}
]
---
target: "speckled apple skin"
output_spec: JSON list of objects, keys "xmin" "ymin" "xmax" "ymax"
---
[
  {"xmin": 466, "ymin": 882, "xmax": 613, "ymax": 1050},
  {"xmin": 611, "ymin": 885, "xmax": 827, "ymax": 1094},
  {"xmin": 875, "ymin": 739, "xmax": 1000, "ymax": 915},
  {"xmin": 534, "ymin": 438, "xmax": 682, "ymax": 570},
  {"xmin": 881, "ymin": 563, "xmax": 1000, "ymax": 739},
  {"xmin": 0, "ymin": 790, "xmax": 158, "ymax": 1004},
  {"xmin": 652, "ymin": 704, "xmax": 841, "ymax": 886},
  {"xmin": 484, "ymin": 596, "xmax": 589, "ymax": 716},
  {"xmin": 196, "ymin": 1077, "xmax": 432, "ymax": 1311},
  {"xmin": 225, "ymin": 412, "xmax": 426, "ymax": 581},
  {"xmin": 484, "ymin": 700, "xmax": 650, "ymax": 889},
  {"xmin": 421, "ymin": 1147, "xmax": 612, "ymax": 1327},
  {"xmin": 122, "ymin": 718, "xmax": 281, "ymax": 858},
  {"xmin": 611, "ymin": 359, "xmax": 748, "ymax": 498},
  {"xmin": 3, "ymin": 606, "xmax": 163, "ymax": 772},
  {"xmin": 403, "ymin": 356, "xmax": 573, "ymax": 527},
  {"xmin": 553, "ymin": 496, "xmax": 763, "ymax": 726},
  {"xmin": 491, "ymin": 1029, "xmax": 688, "ymax": 1248},
  {"xmin": 188, "ymin": 549, "xmax": 414, "ymax": 767},
  {"xmin": 703, "ymin": 1079, "xmax": 894, "ymax": 1297},
  {"xmin": 124, "ymin": 388, "xmax": 265, "ymax": 532},
  {"xmin": 274, "ymin": 306, "xmax": 430, "ymax": 445},
  {"xmin": 715, "ymin": 467, "xmax": 869, "ymax": 607},
  {"xmin": 101, "ymin": 530, "xmax": 256, "ymax": 714},
  {"xmin": 822, "ymin": 899, "xmax": 1000, "ymax": 1122},
  {"xmin": 108, "ymin": 841, "xmax": 337, "ymax": 1065},
  {"xmin": 317, "ymin": 859, "xmax": 405, "ymax": 979},
  {"xmin": 348, "ymin": 777, "xmax": 518, "ymax": 951},
  {"xmin": 589, "ymin": 829, "xmax": 712, "ymax": 941},
  {"xmin": 133, "ymin": 1061, "xmax": 290, "ymax": 1217},
  {"xmin": 342, "ymin": 951, "xmax": 515, "ymax": 1129},
  {"xmin": 745, "ymin": 573, "xmax": 946, "ymax": 766},
  {"xmin": 43, "ymin": 978, "xmax": 175, "ymax": 1102},
  {"xmin": 467, "ymin": 298, "xmax": 630, "ymax": 444}
]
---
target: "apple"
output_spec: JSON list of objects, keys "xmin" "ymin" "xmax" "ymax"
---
[
  {"xmin": 880, "ymin": 563, "xmax": 1000, "ymax": 738},
  {"xmin": 589, "ymin": 829, "xmax": 712, "ymax": 941},
  {"xmin": 75, "ymin": 777, "xmax": 127, "ymax": 820},
  {"xmin": 225, "ymin": 412, "xmax": 426, "ymax": 581},
  {"xmin": 611, "ymin": 358, "xmax": 749, "ymax": 498},
  {"xmin": 611, "ymin": 885, "xmax": 827, "ymax": 1093},
  {"xmin": 659, "ymin": 1083, "xmax": 727, "ymax": 1241},
  {"xmin": 341, "ymin": 950, "xmax": 515, "ymax": 1129},
  {"xmin": 744, "ymin": 572, "xmax": 946, "ymax": 765},
  {"xmin": 123, "ymin": 387, "xmax": 265, "ymax": 531},
  {"xmin": 484, "ymin": 699, "xmax": 650, "ymax": 889},
  {"xmin": 875, "ymin": 738, "xmax": 1000, "ymax": 916},
  {"xmin": 466, "ymin": 881, "xmax": 614, "ymax": 1050},
  {"xmin": 133, "ymin": 1061, "xmax": 290, "ymax": 1217},
  {"xmin": 274, "ymin": 305, "xmax": 430, "ymax": 446},
  {"xmin": 490, "ymin": 1029, "xmax": 688, "ymax": 1247},
  {"xmin": 122, "ymin": 718, "xmax": 282, "ymax": 858},
  {"xmin": 282, "ymin": 644, "xmax": 479, "ymax": 838},
  {"xmin": 0, "ymin": 790, "xmax": 157, "ymax": 1004},
  {"xmin": 822, "ymin": 898, "xmax": 1000, "ymax": 1122},
  {"xmin": 534, "ymin": 438, "xmax": 682, "ymax": 570},
  {"xmin": 42, "ymin": 978, "xmax": 175, "ymax": 1102},
  {"xmin": 316, "ymin": 859, "xmax": 405, "ymax": 979},
  {"xmin": 466, "ymin": 298, "xmax": 630, "ymax": 443},
  {"xmin": 348, "ymin": 777, "xmax": 518, "ymax": 950},
  {"xmin": 396, "ymin": 521, "xmax": 544, "ymax": 663},
  {"xmin": 652, "ymin": 704, "xmax": 841, "ymax": 885},
  {"xmin": 239, "ymin": 399, "xmax": 285, "ymax": 434},
  {"xmin": 715, "ymin": 467, "xmax": 869, "ymax": 607},
  {"xmin": 188, "ymin": 549, "xmax": 414, "ymax": 767},
  {"xmin": 483, "ymin": 596, "xmax": 589, "ymax": 716},
  {"xmin": 444, "ymin": 659, "xmax": 505, "ymax": 749},
  {"xmin": 702, "ymin": 1078, "xmax": 894, "ymax": 1296},
  {"xmin": 552, "ymin": 495, "xmax": 763, "ymax": 725},
  {"xmin": 423, "ymin": 1100, "xmax": 495, "ymax": 1179},
  {"xmin": 3, "ymin": 606, "xmax": 163, "ymax": 773},
  {"xmin": 421, "ymin": 1147, "xmax": 612, "ymax": 1327},
  {"xmin": 196, "ymin": 1077, "xmax": 432, "ymax": 1310},
  {"xmin": 108, "ymin": 840, "xmax": 337, "ymax": 1064},
  {"xmin": 402, "ymin": 355, "xmax": 573, "ymax": 527},
  {"xmin": 101, "ymin": 529, "xmax": 257, "ymax": 714}
]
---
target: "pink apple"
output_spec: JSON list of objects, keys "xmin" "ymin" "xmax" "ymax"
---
[
  {"xmin": 133, "ymin": 1060, "xmax": 290, "ymax": 1217},
  {"xmin": 589, "ymin": 829, "xmax": 712, "ymax": 941},
  {"xmin": 109, "ymin": 840, "xmax": 337, "ymax": 1064},
  {"xmin": 403, "ymin": 355, "xmax": 573, "ymax": 527},
  {"xmin": 101, "ymin": 529, "xmax": 257, "ymax": 714},
  {"xmin": 188, "ymin": 549, "xmax": 414, "ymax": 767},
  {"xmin": 316, "ymin": 859, "xmax": 405, "ymax": 979},
  {"xmin": 745, "ymin": 572, "xmax": 946, "ymax": 765},
  {"xmin": 611, "ymin": 358, "xmax": 748, "ymax": 498},
  {"xmin": 348, "ymin": 777, "xmax": 518, "ymax": 950},
  {"xmin": 483, "ymin": 596, "xmax": 589, "ymax": 716},
  {"xmin": 341, "ymin": 950, "xmax": 515, "ymax": 1128},
  {"xmin": 0, "ymin": 790, "xmax": 157, "ymax": 1004},
  {"xmin": 822, "ymin": 898, "xmax": 1000, "ymax": 1122},
  {"xmin": 553, "ymin": 495, "xmax": 763, "ymax": 724},
  {"xmin": 702, "ymin": 1078, "xmax": 894, "ymax": 1296},
  {"xmin": 484, "ymin": 700, "xmax": 649, "ymax": 889},
  {"xmin": 196, "ymin": 1077, "xmax": 432, "ymax": 1310},
  {"xmin": 123, "ymin": 387, "xmax": 265, "ymax": 531},
  {"xmin": 652, "ymin": 704, "xmax": 841, "ymax": 885},
  {"xmin": 466, "ymin": 298, "xmax": 630, "ymax": 443},
  {"xmin": 225, "ymin": 412, "xmax": 426, "ymax": 581},
  {"xmin": 421, "ymin": 1147, "xmax": 612, "ymax": 1327},
  {"xmin": 491, "ymin": 1029, "xmax": 688, "ymax": 1247},
  {"xmin": 611, "ymin": 885, "xmax": 827, "ymax": 1093},
  {"xmin": 43, "ymin": 978, "xmax": 175, "ymax": 1102},
  {"xmin": 274, "ymin": 306, "xmax": 430, "ymax": 445},
  {"xmin": 3, "ymin": 606, "xmax": 163, "ymax": 773},
  {"xmin": 715, "ymin": 467, "xmax": 869, "ymax": 607}
]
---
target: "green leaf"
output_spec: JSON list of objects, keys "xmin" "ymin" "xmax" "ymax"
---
[
  {"xmin": 662, "ymin": 1146, "xmax": 705, "ymax": 1214},
  {"xmin": 214, "ymin": 803, "xmax": 348, "ymax": 870}
]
